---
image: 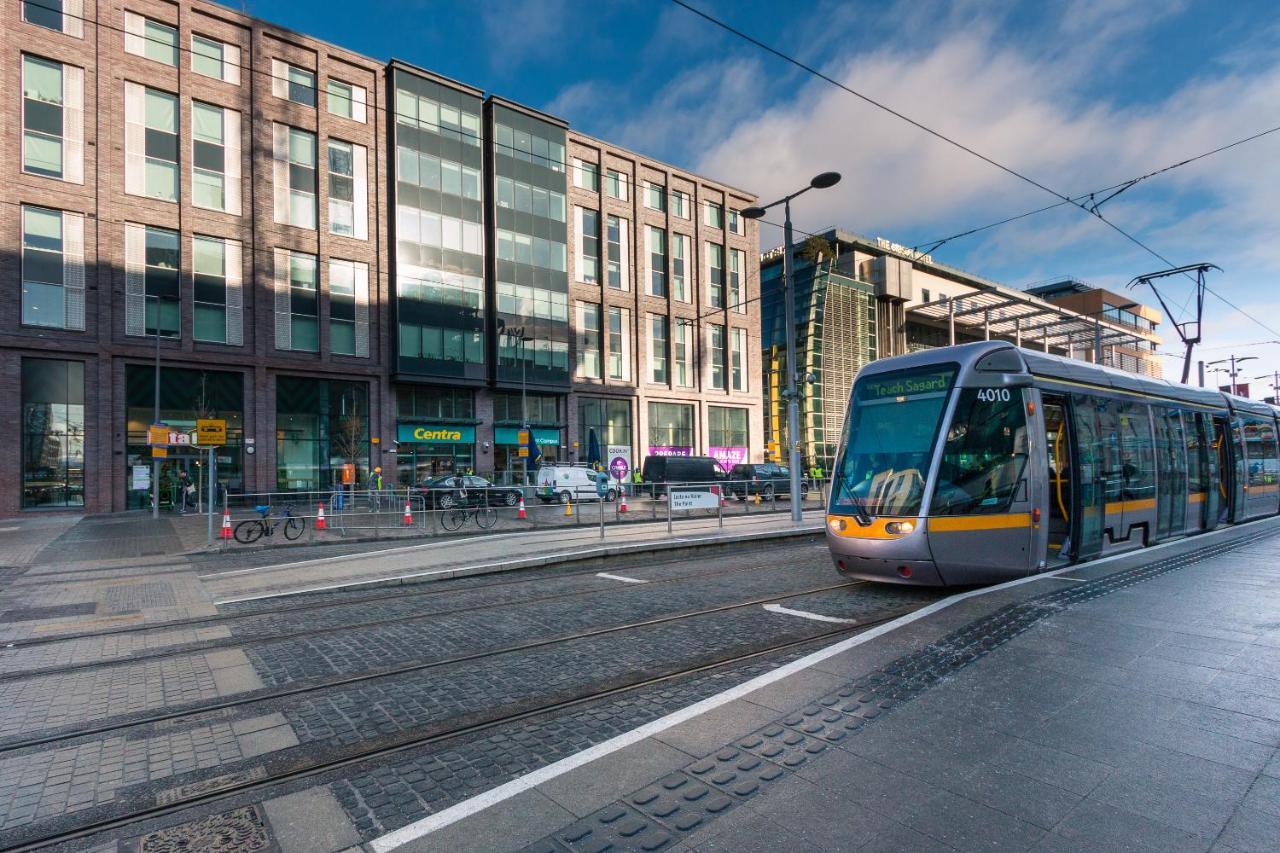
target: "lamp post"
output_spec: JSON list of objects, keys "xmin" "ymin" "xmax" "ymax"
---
[
  {"xmin": 1206, "ymin": 355, "xmax": 1257, "ymax": 396},
  {"xmin": 1253, "ymin": 371, "xmax": 1280, "ymax": 403},
  {"xmin": 742, "ymin": 171, "xmax": 842, "ymax": 524}
]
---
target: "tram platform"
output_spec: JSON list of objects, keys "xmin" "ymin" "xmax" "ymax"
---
[{"xmin": 389, "ymin": 517, "xmax": 1280, "ymax": 853}]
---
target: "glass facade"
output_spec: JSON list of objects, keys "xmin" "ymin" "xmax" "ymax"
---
[
  {"xmin": 22, "ymin": 359, "xmax": 85, "ymax": 508},
  {"xmin": 125, "ymin": 365, "xmax": 244, "ymax": 509},
  {"xmin": 648, "ymin": 401, "xmax": 694, "ymax": 453},
  {"xmin": 393, "ymin": 68, "xmax": 487, "ymax": 381},
  {"xmin": 395, "ymin": 387, "xmax": 476, "ymax": 484},
  {"xmin": 491, "ymin": 102, "xmax": 570, "ymax": 388},
  {"xmin": 275, "ymin": 376, "xmax": 369, "ymax": 492},
  {"xmin": 493, "ymin": 391, "xmax": 563, "ymax": 474},
  {"xmin": 579, "ymin": 398, "xmax": 632, "ymax": 449}
]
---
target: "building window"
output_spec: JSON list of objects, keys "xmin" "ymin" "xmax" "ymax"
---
[
  {"xmin": 706, "ymin": 243, "xmax": 725, "ymax": 308},
  {"xmin": 709, "ymin": 323, "xmax": 726, "ymax": 390},
  {"xmin": 673, "ymin": 320, "xmax": 692, "ymax": 387},
  {"xmin": 494, "ymin": 123, "xmax": 565, "ymax": 171},
  {"xmin": 607, "ymin": 215, "xmax": 629, "ymax": 291},
  {"xmin": 22, "ymin": 359, "xmax": 85, "ymax": 509},
  {"xmin": 671, "ymin": 234, "xmax": 689, "ymax": 302},
  {"xmin": 921, "ymin": 288, "xmax": 931, "ymax": 302},
  {"xmin": 645, "ymin": 181, "xmax": 666, "ymax": 211},
  {"xmin": 649, "ymin": 315, "xmax": 669, "ymax": 384},
  {"xmin": 277, "ymin": 377, "xmax": 369, "ymax": 492},
  {"xmin": 729, "ymin": 248, "xmax": 745, "ymax": 313},
  {"xmin": 22, "ymin": 206, "xmax": 84, "ymax": 330},
  {"xmin": 192, "ymin": 101, "xmax": 234, "ymax": 212},
  {"xmin": 24, "ymin": 0, "xmax": 82, "ymax": 35},
  {"xmin": 576, "ymin": 207, "xmax": 600, "ymax": 284},
  {"xmin": 124, "ymin": 12, "xmax": 178, "ymax": 66},
  {"xmin": 23, "ymin": 55, "xmax": 81, "ymax": 181},
  {"xmin": 705, "ymin": 201, "xmax": 724, "ymax": 229},
  {"xmin": 327, "ymin": 79, "xmax": 366, "ymax": 122},
  {"xmin": 670, "ymin": 189, "xmax": 689, "ymax": 219},
  {"xmin": 648, "ymin": 402, "xmax": 693, "ymax": 452},
  {"xmin": 573, "ymin": 159, "xmax": 599, "ymax": 191},
  {"xmin": 272, "ymin": 60, "xmax": 316, "ymax": 107},
  {"xmin": 647, "ymin": 227, "xmax": 668, "ymax": 298},
  {"xmin": 128, "ymin": 225, "xmax": 180, "ymax": 338},
  {"xmin": 400, "ymin": 147, "xmax": 482, "ymax": 202},
  {"xmin": 577, "ymin": 302, "xmax": 602, "ymax": 379},
  {"xmin": 579, "ymin": 398, "xmax": 633, "ymax": 453},
  {"xmin": 397, "ymin": 387, "xmax": 475, "ymax": 420},
  {"xmin": 273, "ymin": 124, "xmax": 317, "ymax": 229},
  {"xmin": 728, "ymin": 208, "xmax": 746, "ymax": 236},
  {"xmin": 493, "ymin": 392, "xmax": 559, "ymax": 425},
  {"xmin": 496, "ymin": 230, "xmax": 567, "ymax": 272},
  {"xmin": 398, "ymin": 89, "xmax": 482, "ymax": 146},
  {"xmin": 708, "ymin": 405, "xmax": 748, "ymax": 450},
  {"xmin": 495, "ymin": 176, "xmax": 566, "ymax": 222},
  {"xmin": 731, "ymin": 328, "xmax": 747, "ymax": 391},
  {"xmin": 605, "ymin": 169, "xmax": 627, "ymax": 200},
  {"xmin": 329, "ymin": 259, "xmax": 369, "ymax": 357},
  {"xmin": 193, "ymin": 237, "xmax": 243, "ymax": 346},
  {"xmin": 608, "ymin": 307, "xmax": 629, "ymax": 380},
  {"xmin": 328, "ymin": 139, "xmax": 368, "ymax": 238},
  {"xmin": 192, "ymin": 35, "xmax": 238, "ymax": 83},
  {"xmin": 124, "ymin": 84, "xmax": 178, "ymax": 201},
  {"xmin": 272, "ymin": 250, "xmax": 318, "ymax": 351}
]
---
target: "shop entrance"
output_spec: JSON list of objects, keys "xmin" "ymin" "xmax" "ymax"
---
[{"xmin": 396, "ymin": 442, "xmax": 475, "ymax": 486}]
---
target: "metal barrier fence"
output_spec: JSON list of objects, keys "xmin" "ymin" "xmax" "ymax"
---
[{"xmin": 211, "ymin": 479, "xmax": 831, "ymax": 547}]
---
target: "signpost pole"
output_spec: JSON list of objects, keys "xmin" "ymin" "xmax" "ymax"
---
[
  {"xmin": 667, "ymin": 492, "xmax": 673, "ymax": 535},
  {"xmin": 599, "ymin": 493, "xmax": 605, "ymax": 540},
  {"xmin": 207, "ymin": 446, "xmax": 215, "ymax": 545}
]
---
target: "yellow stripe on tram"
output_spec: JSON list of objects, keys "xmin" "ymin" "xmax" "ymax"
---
[
  {"xmin": 928, "ymin": 513, "xmax": 1032, "ymax": 532},
  {"xmin": 827, "ymin": 513, "xmax": 1034, "ymax": 538},
  {"xmin": 1104, "ymin": 499, "xmax": 1157, "ymax": 514},
  {"xmin": 1188, "ymin": 492, "xmax": 1206, "ymax": 504}
]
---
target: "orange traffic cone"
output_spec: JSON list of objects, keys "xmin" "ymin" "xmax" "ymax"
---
[
  {"xmin": 316, "ymin": 503, "xmax": 327, "ymax": 530},
  {"xmin": 403, "ymin": 498, "xmax": 413, "ymax": 525},
  {"xmin": 564, "ymin": 499, "xmax": 573, "ymax": 517},
  {"xmin": 619, "ymin": 491, "xmax": 628, "ymax": 513},
  {"xmin": 517, "ymin": 496, "xmax": 527, "ymax": 519},
  {"xmin": 220, "ymin": 507, "xmax": 232, "ymax": 540}
]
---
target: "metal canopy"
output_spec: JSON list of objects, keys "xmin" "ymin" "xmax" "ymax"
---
[{"xmin": 909, "ymin": 284, "xmax": 1155, "ymax": 353}]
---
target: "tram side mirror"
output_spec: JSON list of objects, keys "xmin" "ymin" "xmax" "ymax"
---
[{"xmin": 1001, "ymin": 374, "xmax": 1034, "ymax": 388}]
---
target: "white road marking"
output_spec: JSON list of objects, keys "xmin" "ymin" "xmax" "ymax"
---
[
  {"xmin": 1054, "ymin": 576, "xmax": 1090, "ymax": 582},
  {"xmin": 366, "ymin": 519, "xmax": 1274, "ymax": 853},
  {"xmin": 0, "ymin": 527, "xmax": 20, "ymax": 533},
  {"xmin": 596, "ymin": 572, "xmax": 648, "ymax": 584},
  {"xmin": 762, "ymin": 603, "xmax": 857, "ymax": 624}
]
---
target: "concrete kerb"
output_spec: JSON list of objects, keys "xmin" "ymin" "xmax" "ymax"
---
[{"xmin": 212, "ymin": 525, "xmax": 827, "ymax": 605}]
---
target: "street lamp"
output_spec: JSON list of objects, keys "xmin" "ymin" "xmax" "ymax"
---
[
  {"xmin": 1206, "ymin": 355, "xmax": 1257, "ymax": 396},
  {"xmin": 742, "ymin": 171, "xmax": 842, "ymax": 524}
]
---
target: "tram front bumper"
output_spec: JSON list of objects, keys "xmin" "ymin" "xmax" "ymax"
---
[{"xmin": 831, "ymin": 554, "xmax": 946, "ymax": 586}]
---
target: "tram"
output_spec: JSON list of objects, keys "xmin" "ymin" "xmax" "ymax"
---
[{"xmin": 826, "ymin": 341, "xmax": 1280, "ymax": 585}]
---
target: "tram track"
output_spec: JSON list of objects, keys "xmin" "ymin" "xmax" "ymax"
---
[{"xmin": 0, "ymin": 577, "xmax": 874, "ymax": 755}]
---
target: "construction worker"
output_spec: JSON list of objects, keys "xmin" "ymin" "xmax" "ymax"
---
[
  {"xmin": 370, "ymin": 466, "xmax": 385, "ymax": 511},
  {"xmin": 632, "ymin": 468, "xmax": 643, "ymax": 497}
]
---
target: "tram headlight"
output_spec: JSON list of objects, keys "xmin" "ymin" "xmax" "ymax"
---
[
  {"xmin": 829, "ymin": 517, "xmax": 848, "ymax": 533},
  {"xmin": 885, "ymin": 521, "xmax": 915, "ymax": 535}
]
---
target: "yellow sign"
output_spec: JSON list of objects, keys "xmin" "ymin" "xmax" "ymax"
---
[
  {"xmin": 152, "ymin": 446, "xmax": 168, "ymax": 458},
  {"xmin": 412, "ymin": 427, "xmax": 463, "ymax": 441},
  {"xmin": 517, "ymin": 430, "xmax": 530, "ymax": 445},
  {"xmin": 518, "ymin": 447, "xmax": 529, "ymax": 458},
  {"xmin": 196, "ymin": 419, "xmax": 227, "ymax": 446},
  {"xmin": 149, "ymin": 426, "xmax": 170, "ymax": 446}
]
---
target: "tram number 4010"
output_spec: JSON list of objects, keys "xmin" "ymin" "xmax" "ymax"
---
[{"xmin": 975, "ymin": 388, "xmax": 1013, "ymax": 402}]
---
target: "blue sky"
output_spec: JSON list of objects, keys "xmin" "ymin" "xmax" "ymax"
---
[{"xmin": 242, "ymin": 0, "xmax": 1280, "ymax": 391}]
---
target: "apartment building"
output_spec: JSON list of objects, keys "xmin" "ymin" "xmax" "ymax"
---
[{"xmin": 3, "ymin": 0, "xmax": 761, "ymax": 514}]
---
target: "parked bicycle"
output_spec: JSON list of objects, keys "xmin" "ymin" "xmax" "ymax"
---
[
  {"xmin": 234, "ymin": 505, "xmax": 306, "ymax": 543},
  {"xmin": 440, "ymin": 504, "xmax": 497, "ymax": 532}
]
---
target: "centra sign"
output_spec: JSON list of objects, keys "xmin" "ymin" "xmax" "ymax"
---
[{"xmin": 397, "ymin": 424, "xmax": 476, "ymax": 444}]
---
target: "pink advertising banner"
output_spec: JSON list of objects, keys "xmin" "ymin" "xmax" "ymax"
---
[
  {"xmin": 709, "ymin": 446, "xmax": 748, "ymax": 471},
  {"xmin": 649, "ymin": 446, "xmax": 693, "ymax": 457}
]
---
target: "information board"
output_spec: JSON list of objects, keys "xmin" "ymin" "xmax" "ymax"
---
[{"xmin": 670, "ymin": 490, "xmax": 719, "ymax": 510}]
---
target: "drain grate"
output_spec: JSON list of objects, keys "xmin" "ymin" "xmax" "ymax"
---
[
  {"xmin": 154, "ymin": 767, "xmax": 268, "ymax": 806},
  {"xmin": 124, "ymin": 804, "xmax": 276, "ymax": 853},
  {"xmin": 0, "ymin": 602, "xmax": 96, "ymax": 622},
  {"xmin": 104, "ymin": 582, "xmax": 177, "ymax": 613}
]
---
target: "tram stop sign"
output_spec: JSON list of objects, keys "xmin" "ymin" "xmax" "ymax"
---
[{"xmin": 196, "ymin": 418, "xmax": 227, "ymax": 446}]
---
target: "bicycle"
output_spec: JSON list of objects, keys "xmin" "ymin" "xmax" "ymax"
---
[
  {"xmin": 440, "ymin": 503, "xmax": 497, "ymax": 532},
  {"xmin": 234, "ymin": 505, "xmax": 306, "ymax": 543}
]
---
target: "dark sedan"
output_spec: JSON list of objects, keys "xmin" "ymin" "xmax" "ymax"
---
[
  {"xmin": 725, "ymin": 463, "xmax": 810, "ymax": 500},
  {"xmin": 415, "ymin": 475, "xmax": 523, "ymax": 509}
]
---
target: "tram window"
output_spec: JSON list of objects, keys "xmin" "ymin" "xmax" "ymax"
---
[
  {"xmin": 1116, "ymin": 405, "xmax": 1155, "ymax": 502},
  {"xmin": 931, "ymin": 388, "xmax": 1029, "ymax": 514},
  {"xmin": 1243, "ymin": 417, "xmax": 1278, "ymax": 487}
]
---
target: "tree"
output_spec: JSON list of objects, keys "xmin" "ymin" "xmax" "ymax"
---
[{"xmin": 798, "ymin": 235, "xmax": 836, "ymax": 268}]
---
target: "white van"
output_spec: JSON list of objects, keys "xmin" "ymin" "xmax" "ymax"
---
[{"xmin": 536, "ymin": 465, "xmax": 619, "ymax": 504}]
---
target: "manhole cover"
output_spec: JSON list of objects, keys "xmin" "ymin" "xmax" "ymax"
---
[
  {"xmin": 0, "ymin": 602, "xmax": 96, "ymax": 622},
  {"xmin": 105, "ymin": 582, "xmax": 177, "ymax": 612},
  {"xmin": 127, "ymin": 804, "xmax": 276, "ymax": 853},
  {"xmin": 155, "ymin": 767, "xmax": 268, "ymax": 805}
]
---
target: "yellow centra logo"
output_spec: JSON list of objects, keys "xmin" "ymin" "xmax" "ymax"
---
[{"xmin": 413, "ymin": 427, "xmax": 462, "ymax": 441}]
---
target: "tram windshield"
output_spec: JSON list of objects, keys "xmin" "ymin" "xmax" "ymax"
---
[{"xmin": 831, "ymin": 365, "xmax": 956, "ymax": 517}]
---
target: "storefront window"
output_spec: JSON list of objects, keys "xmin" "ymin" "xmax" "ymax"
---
[
  {"xmin": 275, "ymin": 376, "xmax": 368, "ymax": 492},
  {"xmin": 648, "ymin": 401, "xmax": 694, "ymax": 455},
  {"xmin": 494, "ymin": 392, "xmax": 563, "ymax": 480},
  {"xmin": 125, "ymin": 365, "xmax": 244, "ymax": 509},
  {"xmin": 395, "ymin": 387, "xmax": 477, "ymax": 485},
  {"xmin": 708, "ymin": 405, "xmax": 749, "ymax": 471},
  {"xmin": 22, "ymin": 359, "xmax": 85, "ymax": 508},
  {"xmin": 580, "ymin": 397, "xmax": 633, "ymax": 477}
]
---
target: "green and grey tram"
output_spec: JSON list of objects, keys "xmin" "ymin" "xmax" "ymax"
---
[{"xmin": 827, "ymin": 341, "xmax": 1280, "ymax": 585}]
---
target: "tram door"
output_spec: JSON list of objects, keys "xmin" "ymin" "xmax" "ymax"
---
[
  {"xmin": 1212, "ymin": 416, "xmax": 1238, "ymax": 523},
  {"xmin": 1196, "ymin": 412, "xmax": 1220, "ymax": 530},
  {"xmin": 1070, "ymin": 395, "xmax": 1106, "ymax": 560},
  {"xmin": 1042, "ymin": 395, "xmax": 1072, "ymax": 562}
]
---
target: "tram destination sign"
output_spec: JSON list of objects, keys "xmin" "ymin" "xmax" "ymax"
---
[{"xmin": 858, "ymin": 370, "xmax": 953, "ymax": 401}]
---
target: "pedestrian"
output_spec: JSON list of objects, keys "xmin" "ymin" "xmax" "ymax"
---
[
  {"xmin": 632, "ymin": 468, "xmax": 643, "ymax": 498},
  {"xmin": 176, "ymin": 469, "xmax": 193, "ymax": 514},
  {"xmin": 370, "ymin": 466, "xmax": 384, "ymax": 512}
]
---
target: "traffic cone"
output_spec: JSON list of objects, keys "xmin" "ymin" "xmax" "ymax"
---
[
  {"xmin": 619, "ymin": 491, "xmax": 628, "ymax": 513},
  {"xmin": 316, "ymin": 503, "xmax": 327, "ymax": 531},
  {"xmin": 517, "ymin": 496, "xmax": 527, "ymax": 519},
  {"xmin": 564, "ymin": 499, "xmax": 573, "ymax": 517},
  {"xmin": 754, "ymin": 492, "xmax": 762, "ymax": 505},
  {"xmin": 220, "ymin": 507, "xmax": 232, "ymax": 539},
  {"xmin": 403, "ymin": 498, "xmax": 413, "ymax": 525}
]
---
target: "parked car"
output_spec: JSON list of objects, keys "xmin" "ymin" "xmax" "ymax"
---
[
  {"xmin": 726, "ymin": 463, "xmax": 809, "ymax": 500},
  {"xmin": 640, "ymin": 456, "xmax": 724, "ymax": 497},
  {"xmin": 536, "ymin": 465, "xmax": 618, "ymax": 504},
  {"xmin": 416, "ymin": 475, "xmax": 523, "ymax": 509}
]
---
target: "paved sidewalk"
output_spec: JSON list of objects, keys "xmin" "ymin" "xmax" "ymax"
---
[{"xmin": 404, "ymin": 519, "xmax": 1280, "ymax": 853}]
